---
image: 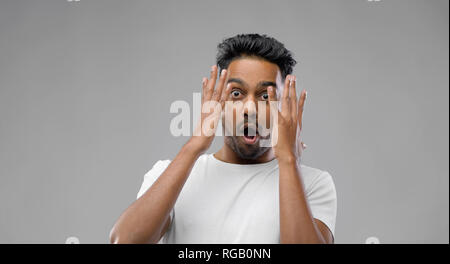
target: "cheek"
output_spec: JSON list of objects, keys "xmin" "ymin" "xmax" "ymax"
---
[
  {"xmin": 259, "ymin": 106, "xmax": 271, "ymax": 129},
  {"xmin": 266, "ymin": 107, "xmax": 271, "ymax": 128},
  {"xmin": 256, "ymin": 104, "xmax": 273, "ymax": 138}
]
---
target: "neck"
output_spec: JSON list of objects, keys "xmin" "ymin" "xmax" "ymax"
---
[{"xmin": 214, "ymin": 140, "xmax": 276, "ymax": 165}]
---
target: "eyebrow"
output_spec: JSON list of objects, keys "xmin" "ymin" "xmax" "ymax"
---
[{"xmin": 227, "ymin": 78, "xmax": 277, "ymax": 90}]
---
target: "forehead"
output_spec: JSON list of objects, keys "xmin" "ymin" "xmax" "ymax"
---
[{"xmin": 227, "ymin": 57, "xmax": 282, "ymax": 86}]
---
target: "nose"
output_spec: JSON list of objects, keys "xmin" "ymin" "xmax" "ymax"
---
[{"xmin": 243, "ymin": 96, "xmax": 257, "ymax": 122}]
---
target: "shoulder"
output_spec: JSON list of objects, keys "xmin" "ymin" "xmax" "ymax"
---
[
  {"xmin": 299, "ymin": 163, "xmax": 336, "ymax": 196},
  {"xmin": 148, "ymin": 159, "xmax": 172, "ymax": 172},
  {"xmin": 299, "ymin": 163, "xmax": 337, "ymax": 236},
  {"xmin": 144, "ymin": 153, "xmax": 210, "ymax": 179},
  {"xmin": 136, "ymin": 159, "xmax": 172, "ymax": 199}
]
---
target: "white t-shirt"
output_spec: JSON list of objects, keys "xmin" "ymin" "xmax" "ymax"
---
[{"xmin": 136, "ymin": 153, "xmax": 337, "ymax": 243}]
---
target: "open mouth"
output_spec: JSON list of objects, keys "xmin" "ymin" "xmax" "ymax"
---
[{"xmin": 242, "ymin": 125, "xmax": 259, "ymax": 145}]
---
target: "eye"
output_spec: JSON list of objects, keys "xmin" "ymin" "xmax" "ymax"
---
[
  {"xmin": 231, "ymin": 90, "xmax": 242, "ymax": 98},
  {"xmin": 261, "ymin": 93, "xmax": 269, "ymax": 101}
]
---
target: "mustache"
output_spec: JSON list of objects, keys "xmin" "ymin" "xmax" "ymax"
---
[
  {"xmin": 236, "ymin": 121, "xmax": 270, "ymax": 139},
  {"xmin": 238, "ymin": 121, "xmax": 258, "ymax": 132},
  {"xmin": 224, "ymin": 122, "xmax": 270, "ymax": 138}
]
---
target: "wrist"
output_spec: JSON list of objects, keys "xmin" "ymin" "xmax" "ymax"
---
[
  {"xmin": 276, "ymin": 152, "xmax": 298, "ymax": 165},
  {"xmin": 184, "ymin": 137, "xmax": 207, "ymax": 157}
]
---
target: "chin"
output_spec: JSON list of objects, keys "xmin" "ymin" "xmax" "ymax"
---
[{"xmin": 227, "ymin": 136, "xmax": 270, "ymax": 160}]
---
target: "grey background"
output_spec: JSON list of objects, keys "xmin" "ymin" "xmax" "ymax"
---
[{"xmin": 0, "ymin": 0, "xmax": 448, "ymax": 243}]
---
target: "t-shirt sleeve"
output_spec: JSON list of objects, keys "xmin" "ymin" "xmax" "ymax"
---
[
  {"xmin": 136, "ymin": 159, "xmax": 173, "ymax": 219},
  {"xmin": 306, "ymin": 170, "xmax": 337, "ymax": 238}
]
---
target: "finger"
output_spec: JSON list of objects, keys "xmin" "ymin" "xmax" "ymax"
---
[
  {"xmin": 267, "ymin": 86, "xmax": 278, "ymax": 116},
  {"xmin": 298, "ymin": 89, "xmax": 307, "ymax": 131},
  {"xmin": 206, "ymin": 65, "xmax": 218, "ymax": 100},
  {"xmin": 213, "ymin": 69, "xmax": 227, "ymax": 101},
  {"xmin": 267, "ymin": 85, "xmax": 280, "ymax": 127},
  {"xmin": 290, "ymin": 75, "xmax": 297, "ymax": 121},
  {"xmin": 220, "ymin": 82, "xmax": 233, "ymax": 108},
  {"xmin": 201, "ymin": 77, "xmax": 208, "ymax": 103},
  {"xmin": 281, "ymin": 75, "xmax": 291, "ymax": 117},
  {"xmin": 267, "ymin": 86, "xmax": 277, "ymax": 102}
]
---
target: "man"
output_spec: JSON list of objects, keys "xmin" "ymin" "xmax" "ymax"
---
[{"xmin": 110, "ymin": 33, "xmax": 337, "ymax": 244}]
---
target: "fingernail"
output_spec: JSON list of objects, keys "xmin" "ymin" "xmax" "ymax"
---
[
  {"xmin": 305, "ymin": 91, "xmax": 308, "ymax": 99},
  {"xmin": 221, "ymin": 69, "xmax": 226, "ymax": 76}
]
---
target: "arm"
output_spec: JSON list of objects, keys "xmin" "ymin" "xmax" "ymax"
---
[
  {"xmin": 278, "ymin": 157, "xmax": 333, "ymax": 244},
  {"xmin": 268, "ymin": 75, "xmax": 333, "ymax": 244},
  {"xmin": 109, "ymin": 141, "xmax": 202, "ymax": 244},
  {"xmin": 109, "ymin": 65, "xmax": 231, "ymax": 244}
]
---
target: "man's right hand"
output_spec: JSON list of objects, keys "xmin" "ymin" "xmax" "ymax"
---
[
  {"xmin": 110, "ymin": 65, "xmax": 231, "ymax": 244},
  {"xmin": 187, "ymin": 65, "xmax": 231, "ymax": 154}
]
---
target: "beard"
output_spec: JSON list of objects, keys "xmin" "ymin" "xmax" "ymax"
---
[{"xmin": 224, "ymin": 135, "xmax": 271, "ymax": 160}]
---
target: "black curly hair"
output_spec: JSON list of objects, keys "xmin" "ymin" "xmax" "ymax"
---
[{"xmin": 216, "ymin": 33, "xmax": 297, "ymax": 80}]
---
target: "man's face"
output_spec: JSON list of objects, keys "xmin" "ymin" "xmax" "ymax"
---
[{"xmin": 222, "ymin": 56, "xmax": 283, "ymax": 160}]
